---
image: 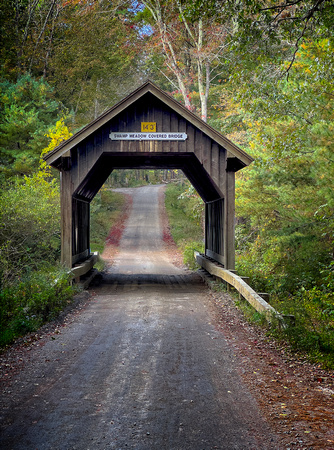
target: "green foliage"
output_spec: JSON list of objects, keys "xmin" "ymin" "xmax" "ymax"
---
[
  {"xmin": 108, "ymin": 169, "xmax": 183, "ymax": 188},
  {"xmin": 270, "ymin": 265, "xmax": 334, "ymax": 369},
  {"xmin": 107, "ymin": 169, "xmax": 171, "ymax": 188},
  {"xmin": 228, "ymin": 37, "xmax": 334, "ymax": 368},
  {"xmin": 0, "ymin": 74, "xmax": 74, "ymax": 348},
  {"xmin": 165, "ymin": 182, "xmax": 204, "ymax": 268},
  {"xmin": 183, "ymin": 241, "xmax": 205, "ymax": 270},
  {"xmin": 90, "ymin": 188, "xmax": 127, "ymax": 254},
  {"xmin": 234, "ymin": 39, "xmax": 334, "ymax": 295},
  {"xmin": 186, "ymin": 0, "xmax": 334, "ymax": 47},
  {"xmin": 0, "ymin": 266, "xmax": 76, "ymax": 348},
  {"xmin": 177, "ymin": 184, "xmax": 205, "ymax": 226},
  {"xmin": 0, "ymin": 74, "xmax": 62, "ymax": 176},
  {"xmin": 0, "ymin": 171, "xmax": 60, "ymax": 285}
]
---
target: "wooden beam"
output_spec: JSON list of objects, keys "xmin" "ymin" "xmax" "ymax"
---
[
  {"xmin": 224, "ymin": 171, "xmax": 235, "ymax": 270},
  {"xmin": 195, "ymin": 253, "xmax": 284, "ymax": 323},
  {"xmin": 60, "ymin": 171, "xmax": 73, "ymax": 268},
  {"xmin": 71, "ymin": 252, "xmax": 99, "ymax": 279}
]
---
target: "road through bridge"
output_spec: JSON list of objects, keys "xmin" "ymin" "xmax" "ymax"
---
[{"xmin": 1, "ymin": 185, "xmax": 333, "ymax": 449}]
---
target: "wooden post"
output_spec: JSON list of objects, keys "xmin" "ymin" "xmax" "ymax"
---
[
  {"xmin": 224, "ymin": 171, "xmax": 235, "ymax": 270},
  {"xmin": 60, "ymin": 171, "xmax": 73, "ymax": 268},
  {"xmin": 204, "ymin": 202, "xmax": 208, "ymax": 258}
]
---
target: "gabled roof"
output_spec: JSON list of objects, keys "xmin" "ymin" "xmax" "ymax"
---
[{"xmin": 44, "ymin": 80, "xmax": 253, "ymax": 167}]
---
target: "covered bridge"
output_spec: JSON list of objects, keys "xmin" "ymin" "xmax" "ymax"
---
[{"xmin": 44, "ymin": 80, "xmax": 253, "ymax": 275}]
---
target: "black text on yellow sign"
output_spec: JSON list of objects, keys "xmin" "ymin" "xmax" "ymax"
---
[{"xmin": 141, "ymin": 122, "xmax": 156, "ymax": 132}]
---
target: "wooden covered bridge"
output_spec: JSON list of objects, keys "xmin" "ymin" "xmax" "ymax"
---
[{"xmin": 44, "ymin": 80, "xmax": 253, "ymax": 276}]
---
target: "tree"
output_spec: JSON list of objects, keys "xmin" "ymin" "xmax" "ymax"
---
[
  {"xmin": 181, "ymin": 0, "xmax": 334, "ymax": 104},
  {"xmin": 135, "ymin": 0, "xmax": 230, "ymax": 121},
  {"xmin": 48, "ymin": 0, "xmax": 141, "ymax": 127},
  {"xmin": 231, "ymin": 38, "xmax": 334, "ymax": 293},
  {"xmin": 0, "ymin": 0, "xmax": 65, "ymax": 78},
  {"xmin": 0, "ymin": 169, "xmax": 61, "ymax": 284},
  {"xmin": 0, "ymin": 0, "xmax": 140, "ymax": 128},
  {"xmin": 186, "ymin": 0, "xmax": 334, "ymax": 44},
  {"xmin": 0, "ymin": 74, "xmax": 63, "ymax": 176}
]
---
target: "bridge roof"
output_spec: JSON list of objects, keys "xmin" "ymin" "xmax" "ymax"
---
[{"xmin": 44, "ymin": 80, "xmax": 253, "ymax": 168}]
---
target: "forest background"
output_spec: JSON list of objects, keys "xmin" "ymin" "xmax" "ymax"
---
[{"xmin": 0, "ymin": 0, "xmax": 333, "ymax": 366}]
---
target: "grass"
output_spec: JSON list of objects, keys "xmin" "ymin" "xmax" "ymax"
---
[
  {"xmin": 90, "ymin": 189, "xmax": 127, "ymax": 254},
  {"xmin": 164, "ymin": 183, "xmax": 204, "ymax": 268}
]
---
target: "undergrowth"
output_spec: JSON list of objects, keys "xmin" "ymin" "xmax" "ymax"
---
[
  {"xmin": 0, "ymin": 266, "xmax": 76, "ymax": 348},
  {"xmin": 270, "ymin": 284, "xmax": 334, "ymax": 369},
  {"xmin": 165, "ymin": 183, "xmax": 334, "ymax": 369},
  {"xmin": 229, "ymin": 285, "xmax": 334, "ymax": 369},
  {"xmin": 235, "ymin": 258, "xmax": 334, "ymax": 369},
  {"xmin": 164, "ymin": 183, "xmax": 204, "ymax": 268},
  {"xmin": 224, "ymin": 288, "xmax": 334, "ymax": 369},
  {"xmin": 90, "ymin": 189, "xmax": 127, "ymax": 254}
]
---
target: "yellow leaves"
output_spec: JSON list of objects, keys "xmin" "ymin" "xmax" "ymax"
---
[
  {"xmin": 43, "ymin": 118, "xmax": 72, "ymax": 154},
  {"xmin": 40, "ymin": 119, "xmax": 72, "ymax": 174}
]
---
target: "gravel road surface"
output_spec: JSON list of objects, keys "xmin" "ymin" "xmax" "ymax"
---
[{"xmin": 0, "ymin": 185, "xmax": 283, "ymax": 449}]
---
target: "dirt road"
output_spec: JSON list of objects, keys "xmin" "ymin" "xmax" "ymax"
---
[{"xmin": 1, "ymin": 185, "xmax": 333, "ymax": 449}]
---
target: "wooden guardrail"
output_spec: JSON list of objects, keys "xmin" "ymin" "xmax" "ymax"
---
[
  {"xmin": 71, "ymin": 252, "xmax": 99, "ymax": 282},
  {"xmin": 195, "ymin": 252, "xmax": 287, "ymax": 325}
]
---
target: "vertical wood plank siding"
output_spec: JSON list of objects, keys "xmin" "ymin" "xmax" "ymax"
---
[
  {"xmin": 72, "ymin": 199, "xmax": 90, "ymax": 264},
  {"xmin": 205, "ymin": 199, "xmax": 224, "ymax": 265}
]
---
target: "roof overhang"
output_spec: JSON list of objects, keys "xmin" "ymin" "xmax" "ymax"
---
[{"xmin": 44, "ymin": 80, "xmax": 253, "ymax": 169}]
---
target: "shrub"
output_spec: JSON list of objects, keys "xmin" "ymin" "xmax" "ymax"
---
[
  {"xmin": 0, "ymin": 266, "xmax": 76, "ymax": 347},
  {"xmin": 183, "ymin": 241, "xmax": 205, "ymax": 270},
  {"xmin": 90, "ymin": 189, "xmax": 127, "ymax": 253},
  {"xmin": 0, "ymin": 172, "xmax": 60, "ymax": 285}
]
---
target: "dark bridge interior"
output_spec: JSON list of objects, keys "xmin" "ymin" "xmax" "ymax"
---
[{"xmin": 73, "ymin": 153, "xmax": 222, "ymax": 204}]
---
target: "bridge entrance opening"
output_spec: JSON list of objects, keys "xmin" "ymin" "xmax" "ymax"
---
[
  {"xmin": 44, "ymin": 81, "xmax": 253, "ymax": 275},
  {"xmin": 90, "ymin": 168, "xmax": 204, "ymax": 258}
]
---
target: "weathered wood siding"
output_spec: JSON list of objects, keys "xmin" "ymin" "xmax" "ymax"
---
[
  {"xmin": 69, "ymin": 93, "xmax": 227, "ymax": 199},
  {"xmin": 72, "ymin": 199, "xmax": 90, "ymax": 264},
  {"xmin": 205, "ymin": 199, "xmax": 224, "ymax": 265}
]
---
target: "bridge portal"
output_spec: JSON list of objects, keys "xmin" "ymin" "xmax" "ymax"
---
[{"xmin": 44, "ymin": 81, "xmax": 253, "ymax": 272}]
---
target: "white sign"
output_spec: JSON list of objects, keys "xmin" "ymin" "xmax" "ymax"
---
[{"xmin": 109, "ymin": 132, "xmax": 187, "ymax": 141}]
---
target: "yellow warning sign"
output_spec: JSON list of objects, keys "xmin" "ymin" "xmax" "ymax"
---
[{"xmin": 141, "ymin": 122, "xmax": 156, "ymax": 132}]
